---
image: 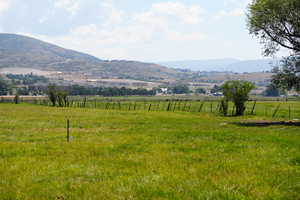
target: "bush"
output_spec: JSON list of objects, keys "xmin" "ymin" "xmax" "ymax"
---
[
  {"xmin": 195, "ymin": 88, "xmax": 206, "ymax": 94},
  {"xmin": 221, "ymin": 80, "xmax": 255, "ymax": 116},
  {"xmin": 47, "ymin": 84, "xmax": 69, "ymax": 107}
]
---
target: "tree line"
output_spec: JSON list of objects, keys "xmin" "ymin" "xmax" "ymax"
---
[{"xmin": 43, "ymin": 84, "xmax": 156, "ymax": 97}]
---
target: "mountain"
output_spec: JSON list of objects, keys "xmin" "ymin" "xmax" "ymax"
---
[
  {"xmin": 0, "ymin": 33, "xmax": 178, "ymax": 81},
  {"xmin": 159, "ymin": 58, "xmax": 239, "ymax": 71},
  {"xmin": 158, "ymin": 58, "xmax": 278, "ymax": 73}
]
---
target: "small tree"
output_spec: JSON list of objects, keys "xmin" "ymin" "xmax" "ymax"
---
[
  {"xmin": 57, "ymin": 91, "xmax": 69, "ymax": 107},
  {"xmin": 47, "ymin": 84, "xmax": 69, "ymax": 107},
  {"xmin": 47, "ymin": 84, "xmax": 58, "ymax": 106},
  {"xmin": 195, "ymin": 88, "xmax": 206, "ymax": 94},
  {"xmin": 221, "ymin": 80, "xmax": 255, "ymax": 116},
  {"xmin": 169, "ymin": 85, "xmax": 190, "ymax": 94}
]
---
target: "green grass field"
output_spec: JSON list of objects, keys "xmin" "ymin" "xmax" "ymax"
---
[{"xmin": 0, "ymin": 103, "xmax": 300, "ymax": 199}]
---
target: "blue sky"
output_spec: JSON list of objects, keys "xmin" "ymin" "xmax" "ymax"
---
[{"xmin": 0, "ymin": 0, "xmax": 287, "ymax": 62}]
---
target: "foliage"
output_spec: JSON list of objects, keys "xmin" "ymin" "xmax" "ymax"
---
[
  {"xmin": 57, "ymin": 91, "xmax": 69, "ymax": 107},
  {"xmin": 195, "ymin": 88, "xmax": 206, "ymax": 94},
  {"xmin": 46, "ymin": 84, "xmax": 69, "ymax": 107},
  {"xmin": 0, "ymin": 77, "xmax": 10, "ymax": 95},
  {"xmin": 67, "ymin": 85, "xmax": 156, "ymax": 96},
  {"xmin": 168, "ymin": 85, "xmax": 190, "ymax": 94},
  {"xmin": 247, "ymin": 0, "xmax": 300, "ymax": 56},
  {"xmin": 6, "ymin": 73, "xmax": 48, "ymax": 85},
  {"xmin": 219, "ymin": 98, "xmax": 229, "ymax": 116},
  {"xmin": 272, "ymin": 54, "xmax": 300, "ymax": 92},
  {"xmin": 263, "ymin": 84, "xmax": 284, "ymax": 97},
  {"xmin": 221, "ymin": 80, "xmax": 255, "ymax": 116},
  {"xmin": 47, "ymin": 84, "xmax": 58, "ymax": 106},
  {"xmin": 16, "ymin": 85, "xmax": 45, "ymax": 96},
  {"xmin": 247, "ymin": 0, "xmax": 300, "ymax": 92},
  {"xmin": 11, "ymin": 84, "xmax": 156, "ymax": 97}
]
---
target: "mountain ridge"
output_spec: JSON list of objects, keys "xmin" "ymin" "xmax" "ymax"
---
[
  {"xmin": 158, "ymin": 58, "xmax": 278, "ymax": 73},
  {"xmin": 0, "ymin": 33, "xmax": 179, "ymax": 81}
]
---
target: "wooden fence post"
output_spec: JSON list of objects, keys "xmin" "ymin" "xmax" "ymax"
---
[
  {"xmin": 272, "ymin": 104, "xmax": 281, "ymax": 118},
  {"xmin": 166, "ymin": 102, "xmax": 171, "ymax": 111},
  {"xmin": 182, "ymin": 102, "xmax": 187, "ymax": 111},
  {"xmin": 67, "ymin": 119, "xmax": 70, "ymax": 142},
  {"xmin": 250, "ymin": 100, "xmax": 257, "ymax": 115},
  {"xmin": 173, "ymin": 102, "xmax": 177, "ymax": 112},
  {"xmin": 198, "ymin": 102, "xmax": 204, "ymax": 112},
  {"xmin": 289, "ymin": 105, "xmax": 291, "ymax": 120}
]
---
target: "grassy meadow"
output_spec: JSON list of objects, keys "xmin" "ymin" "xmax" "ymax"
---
[{"xmin": 0, "ymin": 102, "xmax": 300, "ymax": 199}]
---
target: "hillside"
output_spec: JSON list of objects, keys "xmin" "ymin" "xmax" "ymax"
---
[{"xmin": 0, "ymin": 33, "xmax": 179, "ymax": 81}]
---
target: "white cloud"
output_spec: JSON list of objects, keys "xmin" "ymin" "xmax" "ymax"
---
[
  {"xmin": 0, "ymin": 0, "xmax": 12, "ymax": 15},
  {"xmin": 100, "ymin": 0, "xmax": 124, "ymax": 25},
  {"xmin": 214, "ymin": 8, "xmax": 244, "ymax": 19},
  {"xmin": 65, "ymin": 1, "xmax": 206, "ymax": 46},
  {"xmin": 223, "ymin": 0, "xmax": 252, "ymax": 7},
  {"xmin": 146, "ymin": 2, "xmax": 204, "ymax": 25},
  {"xmin": 214, "ymin": 0, "xmax": 251, "ymax": 20},
  {"xmin": 166, "ymin": 31, "xmax": 205, "ymax": 42},
  {"xmin": 54, "ymin": 0, "xmax": 79, "ymax": 15},
  {"xmin": 19, "ymin": 1, "xmax": 207, "ymax": 60}
]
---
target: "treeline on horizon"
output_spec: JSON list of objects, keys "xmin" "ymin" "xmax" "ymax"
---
[
  {"xmin": 0, "ymin": 74, "xmax": 156, "ymax": 96},
  {"xmin": 1, "ymin": 83, "xmax": 156, "ymax": 97},
  {"xmin": 0, "ymin": 74, "xmax": 192, "ymax": 96}
]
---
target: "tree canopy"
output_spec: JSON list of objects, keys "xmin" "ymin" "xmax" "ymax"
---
[
  {"xmin": 263, "ymin": 84, "xmax": 284, "ymax": 97},
  {"xmin": 247, "ymin": 0, "xmax": 300, "ymax": 56},
  {"xmin": 272, "ymin": 54, "xmax": 300, "ymax": 92}
]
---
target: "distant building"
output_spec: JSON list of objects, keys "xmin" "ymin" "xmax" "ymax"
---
[
  {"xmin": 161, "ymin": 88, "xmax": 168, "ymax": 94},
  {"xmin": 156, "ymin": 88, "xmax": 168, "ymax": 95}
]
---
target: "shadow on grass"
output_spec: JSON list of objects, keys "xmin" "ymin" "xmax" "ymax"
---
[{"xmin": 234, "ymin": 121, "xmax": 300, "ymax": 127}]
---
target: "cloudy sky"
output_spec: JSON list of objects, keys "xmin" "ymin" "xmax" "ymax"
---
[{"xmin": 0, "ymin": 0, "xmax": 285, "ymax": 62}]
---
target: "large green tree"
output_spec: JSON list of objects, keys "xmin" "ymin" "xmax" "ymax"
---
[
  {"xmin": 247, "ymin": 0, "xmax": 300, "ymax": 92},
  {"xmin": 247, "ymin": 0, "xmax": 300, "ymax": 56}
]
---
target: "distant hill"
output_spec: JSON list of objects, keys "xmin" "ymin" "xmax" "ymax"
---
[
  {"xmin": 0, "ymin": 33, "xmax": 179, "ymax": 81},
  {"xmin": 158, "ymin": 58, "xmax": 279, "ymax": 73}
]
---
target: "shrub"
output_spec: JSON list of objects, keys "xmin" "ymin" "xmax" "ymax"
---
[
  {"xmin": 221, "ymin": 80, "xmax": 255, "ymax": 116},
  {"xmin": 47, "ymin": 84, "xmax": 69, "ymax": 107}
]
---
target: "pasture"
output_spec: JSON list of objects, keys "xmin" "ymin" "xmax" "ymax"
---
[{"xmin": 0, "ymin": 101, "xmax": 299, "ymax": 199}]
